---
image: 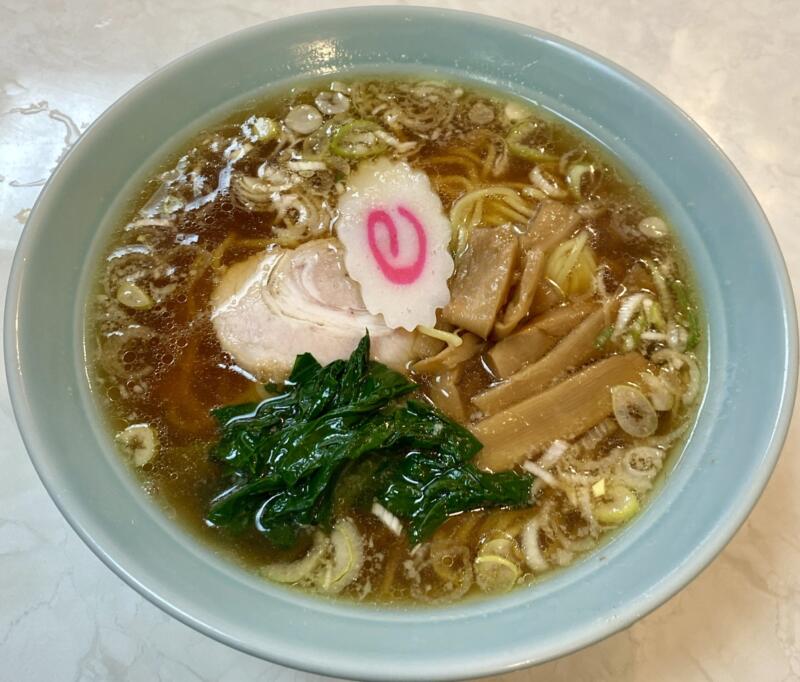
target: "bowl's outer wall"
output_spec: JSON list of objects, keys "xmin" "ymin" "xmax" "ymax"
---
[{"xmin": 5, "ymin": 7, "xmax": 797, "ymax": 681}]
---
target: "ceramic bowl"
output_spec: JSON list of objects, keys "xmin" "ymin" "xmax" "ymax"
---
[{"xmin": 5, "ymin": 7, "xmax": 797, "ymax": 680}]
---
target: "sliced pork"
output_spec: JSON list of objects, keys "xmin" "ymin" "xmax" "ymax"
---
[{"xmin": 211, "ymin": 239, "xmax": 414, "ymax": 382}]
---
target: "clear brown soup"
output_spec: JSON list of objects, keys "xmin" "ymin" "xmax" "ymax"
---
[{"xmin": 88, "ymin": 78, "xmax": 702, "ymax": 604}]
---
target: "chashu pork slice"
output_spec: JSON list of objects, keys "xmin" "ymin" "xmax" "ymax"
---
[{"xmin": 211, "ymin": 238, "xmax": 415, "ymax": 381}]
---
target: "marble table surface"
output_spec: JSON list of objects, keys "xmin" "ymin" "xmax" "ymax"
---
[{"xmin": 2, "ymin": 1, "xmax": 799, "ymax": 680}]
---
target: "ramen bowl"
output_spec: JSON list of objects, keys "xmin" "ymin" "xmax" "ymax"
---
[{"xmin": 5, "ymin": 7, "xmax": 796, "ymax": 680}]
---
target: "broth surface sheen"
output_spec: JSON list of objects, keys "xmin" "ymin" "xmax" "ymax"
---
[{"xmin": 87, "ymin": 77, "xmax": 703, "ymax": 605}]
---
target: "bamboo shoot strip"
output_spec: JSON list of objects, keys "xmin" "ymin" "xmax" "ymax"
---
[
  {"xmin": 442, "ymin": 226, "xmax": 519, "ymax": 338},
  {"xmin": 487, "ymin": 301, "xmax": 598, "ymax": 378},
  {"xmin": 494, "ymin": 248, "xmax": 546, "ymax": 338},
  {"xmin": 474, "ymin": 302, "xmax": 619, "ymax": 415},
  {"xmin": 473, "ymin": 353, "xmax": 648, "ymax": 471}
]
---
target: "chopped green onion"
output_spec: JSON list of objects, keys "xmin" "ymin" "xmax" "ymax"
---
[
  {"xmin": 241, "ymin": 115, "xmax": 278, "ymax": 143},
  {"xmin": 301, "ymin": 126, "xmax": 331, "ymax": 160},
  {"xmin": 504, "ymin": 100, "xmax": 530, "ymax": 123},
  {"xmin": 474, "ymin": 555, "xmax": 520, "ymax": 593},
  {"xmin": 670, "ymin": 280, "xmax": 700, "ymax": 350},
  {"xmin": 644, "ymin": 259, "xmax": 674, "ymax": 317},
  {"xmin": 594, "ymin": 485, "xmax": 640, "ymax": 524},
  {"xmin": 116, "ymin": 424, "xmax": 158, "ymax": 467},
  {"xmin": 643, "ymin": 299, "xmax": 667, "ymax": 332},
  {"xmin": 506, "ymin": 119, "xmax": 558, "ymax": 163},
  {"xmin": 566, "ymin": 163, "xmax": 594, "ymax": 200},
  {"xmin": 628, "ymin": 312, "xmax": 647, "ymax": 345},
  {"xmin": 594, "ymin": 324, "xmax": 614, "ymax": 349},
  {"xmin": 474, "ymin": 537, "xmax": 521, "ymax": 593},
  {"xmin": 591, "ymin": 478, "xmax": 606, "ymax": 497},
  {"xmin": 116, "ymin": 281, "xmax": 153, "ymax": 310},
  {"xmin": 331, "ymin": 120, "xmax": 388, "ymax": 159}
]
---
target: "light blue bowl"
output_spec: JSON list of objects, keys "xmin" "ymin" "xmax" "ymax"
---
[{"xmin": 5, "ymin": 7, "xmax": 797, "ymax": 680}]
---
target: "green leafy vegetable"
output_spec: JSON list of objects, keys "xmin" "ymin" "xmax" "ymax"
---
[
  {"xmin": 377, "ymin": 451, "xmax": 535, "ymax": 544},
  {"xmin": 206, "ymin": 335, "xmax": 533, "ymax": 547}
]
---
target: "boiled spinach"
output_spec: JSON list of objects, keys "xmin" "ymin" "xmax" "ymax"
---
[{"xmin": 206, "ymin": 334, "xmax": 533, "ymax": 547}]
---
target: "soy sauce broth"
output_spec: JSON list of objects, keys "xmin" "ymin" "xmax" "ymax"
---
[{"xmin": 87, "ymin": 77, "xmax": 702, "ymax": 604}]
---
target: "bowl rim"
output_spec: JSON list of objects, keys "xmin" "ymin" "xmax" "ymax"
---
[{"xmin": 5, "ymin": 6, "xmax": 798, "ymax": 680}]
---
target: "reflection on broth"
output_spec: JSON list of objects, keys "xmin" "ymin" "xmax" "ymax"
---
[{"xmin": 88, "ymin": 78, "xmax": 703, "ymax": 605}]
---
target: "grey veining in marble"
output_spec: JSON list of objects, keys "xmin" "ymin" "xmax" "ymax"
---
[{"xmin": 1, "ymin": 1, "xmax": 799, "ymax": 680}]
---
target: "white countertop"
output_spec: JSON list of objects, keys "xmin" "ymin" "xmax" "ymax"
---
[{"xmin": 2, "ymin": 1, "xmax": 799, "ymax": 680}]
